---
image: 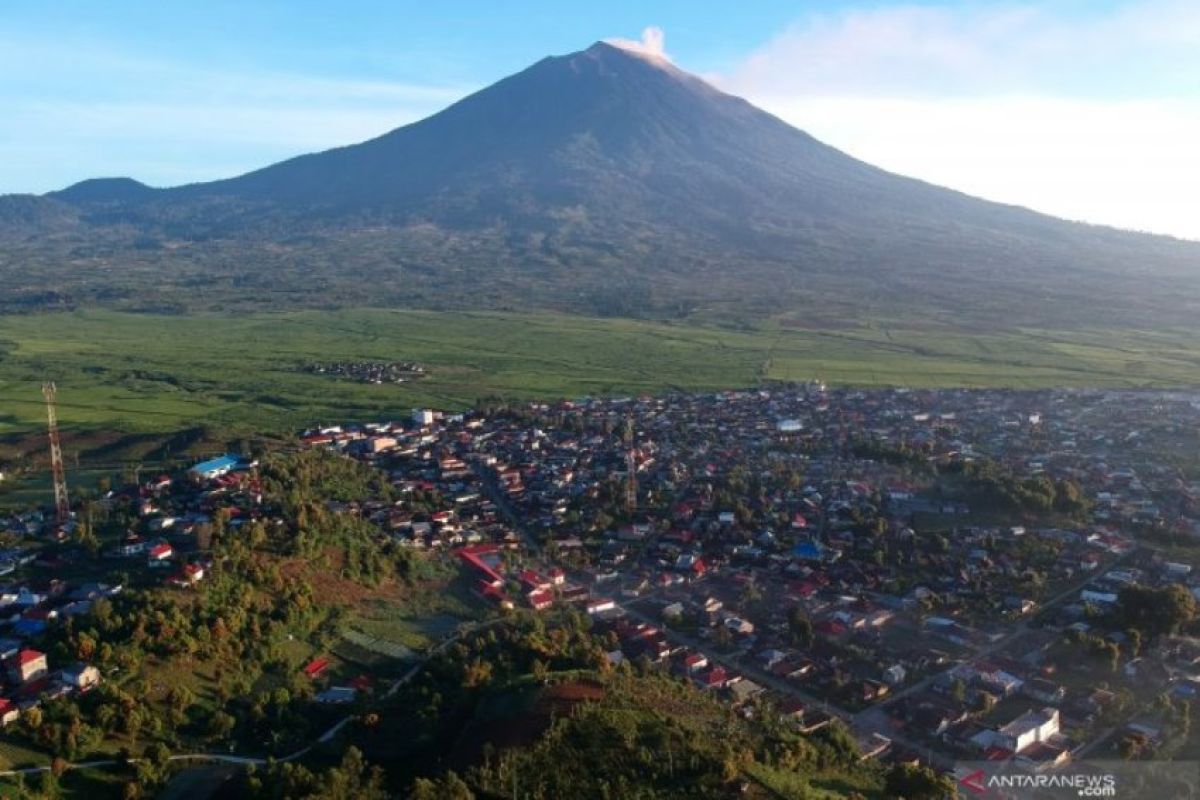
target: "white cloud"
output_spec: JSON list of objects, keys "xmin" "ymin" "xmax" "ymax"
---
[
  {"xmin": 715, "ymin": 2, "xmax": 1200, "ymax": 239},
  {"xmin": 606, "ymin": 26, "xmax": 672, "ymax": 64}
]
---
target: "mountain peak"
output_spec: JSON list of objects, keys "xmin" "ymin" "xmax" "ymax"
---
[
  {"xmin": 593, "ymin": 27, "xmax": 674, "ymax": 68},
  {"xmin": 589, "ymin": 39, "xmax": 670, "ymax": 68}
]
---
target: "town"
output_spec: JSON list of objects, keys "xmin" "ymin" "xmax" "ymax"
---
[
  {"xmin": 300, "ymin": 385, "xmax": 1200, "ymax": 776},
  {"xmin": 2, "ymin": 384, "xmax": 1199, "ymax": 794}
]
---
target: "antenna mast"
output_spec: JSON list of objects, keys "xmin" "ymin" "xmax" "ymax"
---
[{"xmin": 42, "ymin": 382, "xmax": 69, "ymax": 525}]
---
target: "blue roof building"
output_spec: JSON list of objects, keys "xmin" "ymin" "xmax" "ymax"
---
[
  {"xmin": 793, "ymin": 540, "xmax": 841, "ymax": 563},
  {"xmin": 188, "ymin": 454, "xmax": 242, "ymax": 480},
  {"xmin": 12, "ymin": 618, "xmax": 47, "ymax": 638}
]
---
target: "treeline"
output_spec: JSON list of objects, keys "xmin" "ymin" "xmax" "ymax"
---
[{"xmin": 850, "ymin": 437, "xmax": 932, "ymax": 468}]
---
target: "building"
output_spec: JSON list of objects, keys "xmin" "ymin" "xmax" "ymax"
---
[
  {"xmin": 148, "ymin": 542, "xmax": 174, "ymax": 566},
  {"xmin": 188, "ymin": 454, "xmax": 242, "ymax": 481},
  {"xmin": 315, "ymin": 686, "xmax": 357, "ymax": 704},
  {"xmin": 8, "ymin": 648, "xmax": 48, "ymax": 684},
  {"xmin": 586, "ymin": 597, "xmax": 616, "ymax": 615},
  {"xmin": 997, "ymin": 707, "xmax": 1060, "ymax": 754},
  {"xmin": 60, "ymin": 663, "xmax": 101, "ymax": 691},
  {"xmin": 366, "ymin": 436, "xmax": 397, "ymax": 454},
  {"xmin": 0, "ymin": 698, "xmax": 18, "ymax": 727}
]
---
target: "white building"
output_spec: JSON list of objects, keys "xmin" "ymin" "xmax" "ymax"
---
[{"xmin": 997, "ymin": 707, "xmax": 1060, "ymax": 754}]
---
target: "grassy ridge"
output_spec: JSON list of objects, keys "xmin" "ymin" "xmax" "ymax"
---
[{"xmin": 0, "ymin": 309, "xmax": 1198, "ymax": 438}]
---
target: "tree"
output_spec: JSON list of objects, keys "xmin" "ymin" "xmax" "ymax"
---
[
  {"xmin": 974, "ymin": 691, "xmax": 998, "ymax": 714},
  {"xmin": 885, "ymin": 763, "xmax": 956, "ymax": 800},
  {"xmin": 1117, "ymin": 584, "xmax": 1197, "ymax": 638},
  {"xmin": 713, "ymin": 624, "xmax": 734, "ymax": 650},
  {"xmin": 412, "ymin": 771, "xmax": 474, "ymax": 800},
  {"xmin": 1125, "ymin": 628, "xmax": 1143, "ymax": 658},
  {"xmin": 787, "ymin": 607, "xmax": 814, "ymax": 648},
  {"xmin": 208, "ymin": 710, "xmax": 237, "ymax": 741}
]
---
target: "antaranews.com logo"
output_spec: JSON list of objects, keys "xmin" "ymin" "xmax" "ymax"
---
[
  {"xmin": 959, "ymin": 768, "xmax": 1115, "ymax": 796},
  {"xmin": 954, "ymin": 760, "xmax": 1197, "ymax": 799}
]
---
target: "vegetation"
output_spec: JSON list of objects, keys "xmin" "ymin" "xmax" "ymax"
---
[
  {"xmin": 944, "ymin": 458, "xmax": 1089, "ymax": 517},
  {"xmin": 239, "ymin": 747, "xmax": 388, "ymax": 800},
  {"xmin": 3, "ymin": 310, "xmax": 1200, "ymax": 447},
  {"xmin": 0, "ymin": 450, "xmax": 469, "ymax": 796},
  {"xmin": 352, "ymin": 612, "xmax": 885, "ymax": 799},
  {"xmin": 1115, "ymin": 584, "xmax": 1199, "ymax": 639}
]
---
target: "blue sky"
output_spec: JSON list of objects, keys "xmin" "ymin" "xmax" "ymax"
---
[{"xmin": 3, "ymin": 1, "xmax": 1198, "ymax": 237}]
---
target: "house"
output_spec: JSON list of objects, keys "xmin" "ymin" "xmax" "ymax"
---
[
  {"xmin": 882, "ymin": 664, "xmax": 907, "ymax": 686},
  {"xmin": 0, "ymin": 697, "xmax": 17, "ymax": 727},
  {"xmin": 548, "ymin": 567, "xmax": 566, "ymax": 585},
  {"xmin": 519, "ymin": 570, "xmax": 551, "ymax": 593},
  {"xmin": 528, "ymin": 589, "xmax": 554, "ymax": 611},
  {"xmin": 188, "ymin": 454, "xmax": 242, "ymax": 481},
  {"xmin": 1081, "ymin": 589, "xmax": 1118, "ymax": 606},
  {"xmin": 60, "ymin": 663, "xmax": 100, "ymax": 691},
  {"xmin": 147, "ymin": 542, "xmax": 174, "ymax": 566},
  {"xmin": 682, "ymin": 652, "xmax": 708, "ymax": 674},
  {"xmin": 12, "ymin": 619, "xmax": 46, "ymax": 638},
  {"xmin": 8, "ymin": 648, "xmax": 48, "ymax": 684},
  {"xmin": 315, "ymin": 686, "xmax": 357, "ymax": 704},
  {"xmin": 302, "ymin": 657, "xmax": 330, "ymax": 679},
  {"xmin": 778, "ymin": 697, "xmax": 807, "ymax": 720},
  {"xmin": 115, "ymin": 536, "xmax": 148, "ymax": 557},
  {"xmin": 997, "ymin": 707, "xmax": 1061, "ymax": 754},
  {"xmin": 697, "ymin": 665, "xmax": 730, "ymax": 689},
  {"xmin": 586, "ymin": 597, "xmax": 616, "ymax": 615}
]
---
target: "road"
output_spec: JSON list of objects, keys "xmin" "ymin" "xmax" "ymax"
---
[
  {"xmin": 863, "ymin": 548, "xmax": 1135, "ymax": 720},
  {"xmin": 852, "ymin": 547, "xmax": 1137, "ymax": 767},
  {"xmin": 619, "ymin": 599, "xmax": 960, "ymax": 770}
]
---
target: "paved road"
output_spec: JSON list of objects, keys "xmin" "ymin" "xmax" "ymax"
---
[{"xmin": 862, "ymin": 548, "xmax": 1135, "ymax": 724}]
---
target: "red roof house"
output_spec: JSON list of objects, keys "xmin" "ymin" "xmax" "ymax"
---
[{"xmin": 302, "ymin": 657, "xmax": 330, "ymax": 679}]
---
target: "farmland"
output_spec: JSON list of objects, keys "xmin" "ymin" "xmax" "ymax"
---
[{"xmin": 1, "ymin": 309, "xmax": 1198, "ymax": 443}]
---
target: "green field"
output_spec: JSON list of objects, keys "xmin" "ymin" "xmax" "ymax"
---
[{"xmin": 1, "ymin": 309, "xmax": 1199, "ymax": 440}]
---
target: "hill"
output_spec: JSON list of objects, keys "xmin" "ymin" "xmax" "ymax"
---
[{"xmin": 2, "ymin": 41, "xmax": 1198, "ymax": 327}]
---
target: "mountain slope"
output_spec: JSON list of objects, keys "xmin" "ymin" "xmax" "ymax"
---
[{"xmin": 3, "ymin": 41, "xmax": 1199, "ymax": 325}]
